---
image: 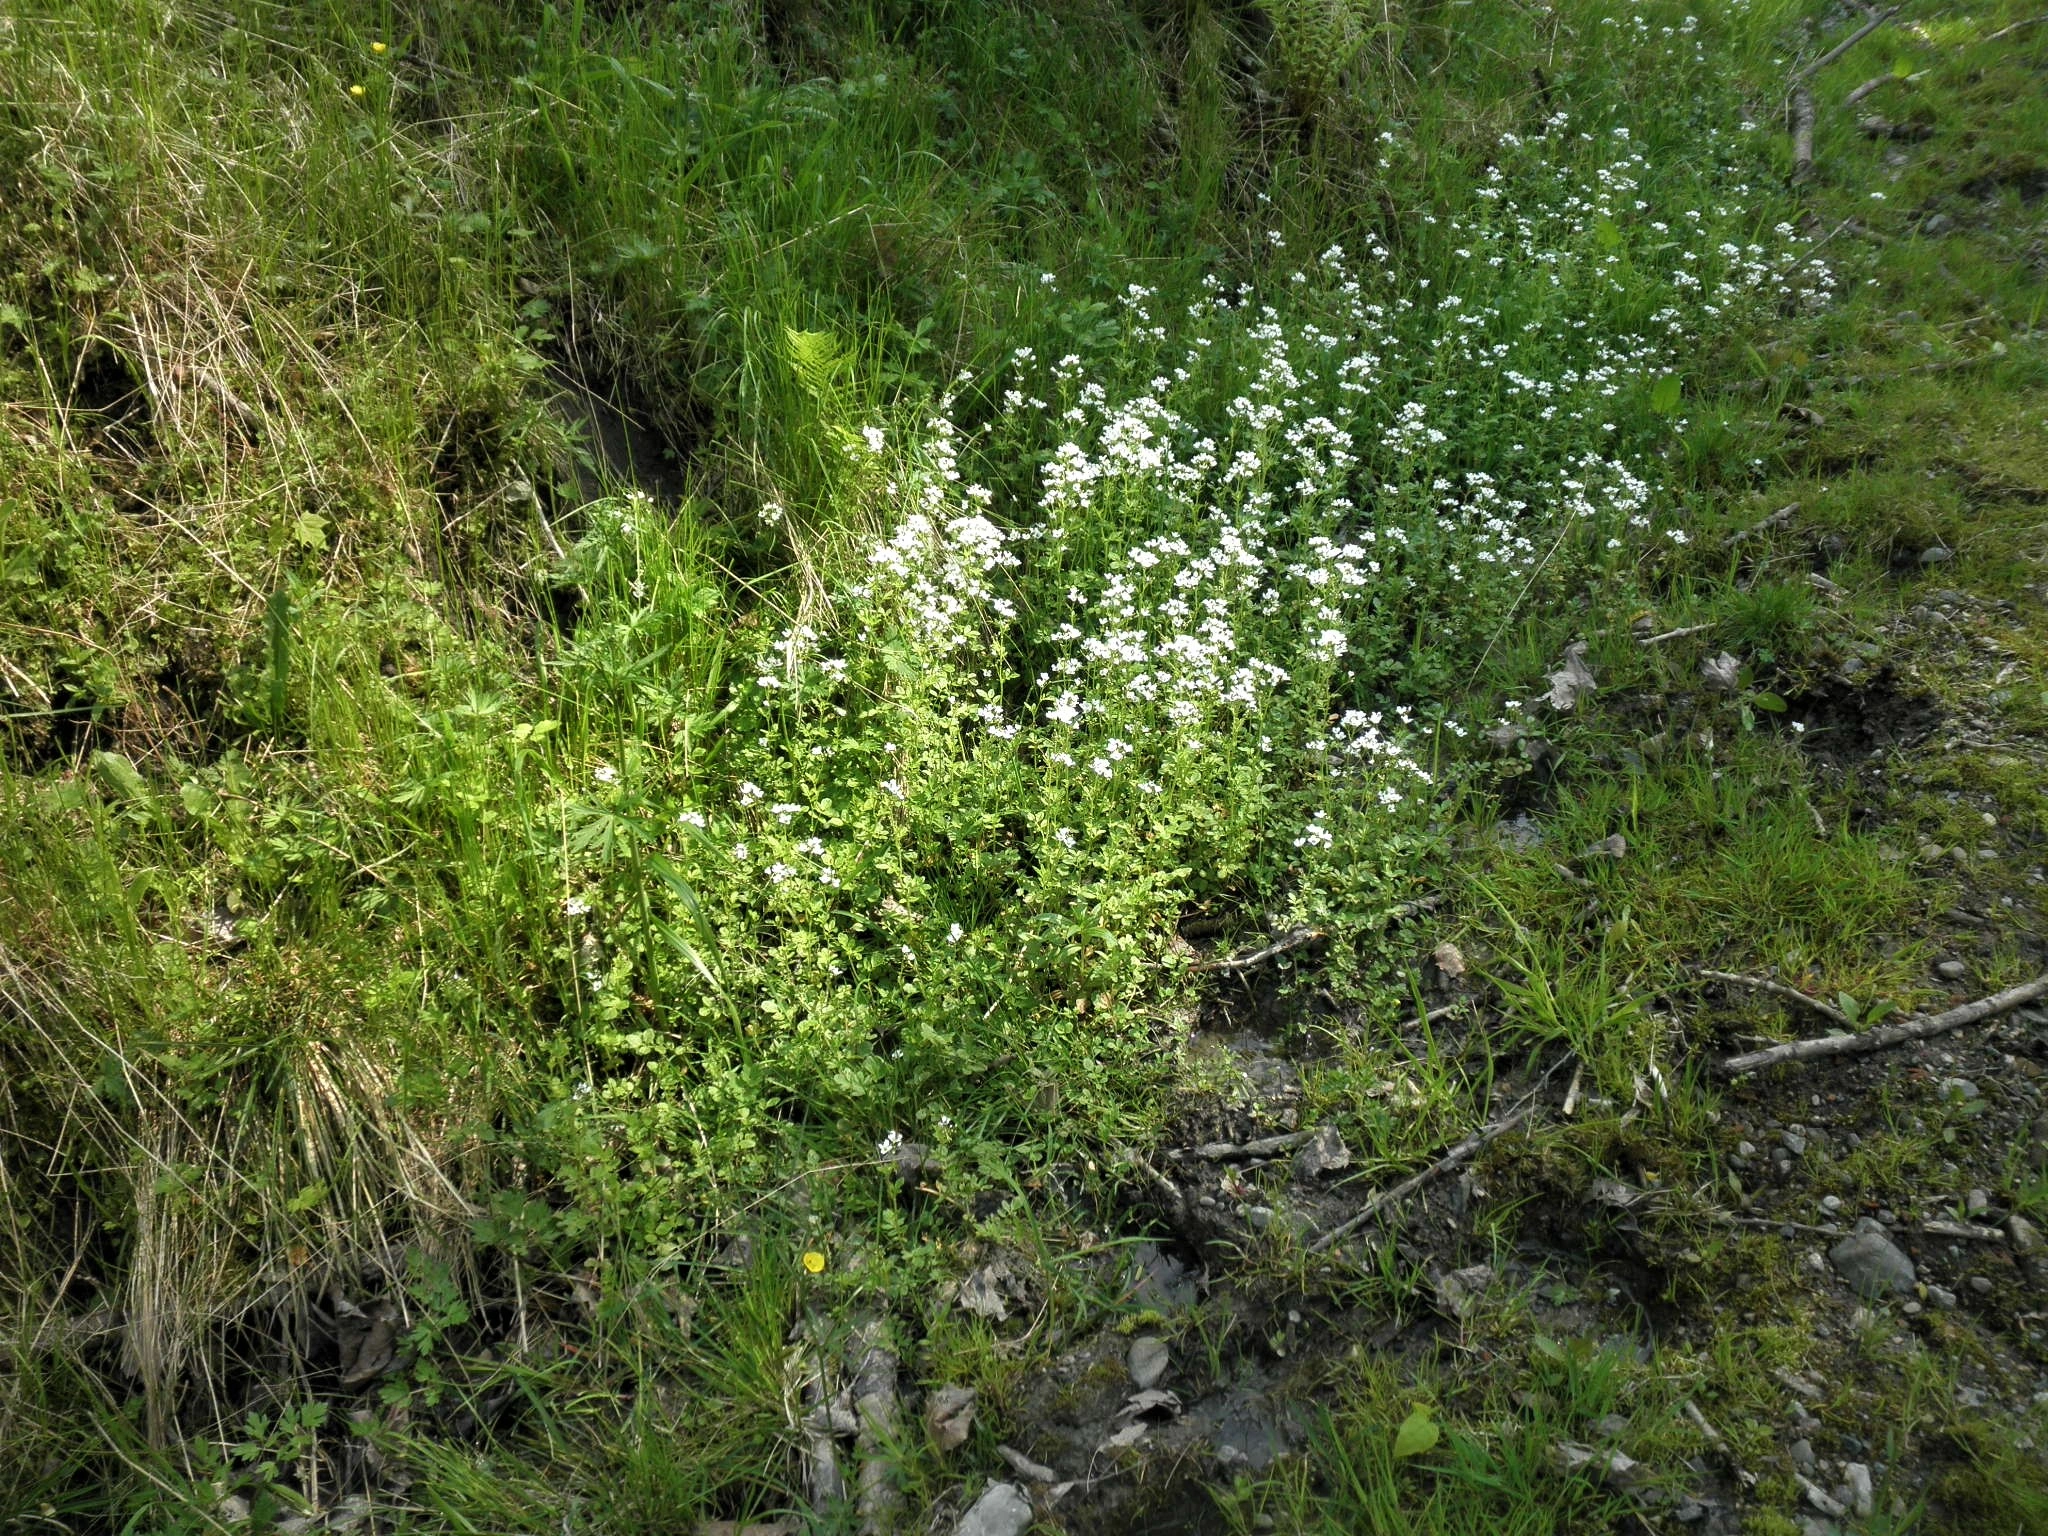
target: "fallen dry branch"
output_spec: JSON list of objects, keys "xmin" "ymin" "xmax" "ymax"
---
[
  {"xmin": 1717, "ymin": 972, "xmax": 2048, "ymax": 1076},
  {"xmin": 1793, "ymin": 6, "xmax": 1900, "ymax": 85},
  {"xmin": 1308, "ymin": 1102, "xmax": 1539, "ymax": 1254},
  {"xmin": 1191, "ymin": 926, "xmax": 1325, "ymax": 973},
  {"xmin": 1637, "ymin": 622, "xmax": 1714, "ymax": 646},
  {"xmin": 1701, "ymin": 969, "xmax": 1853, "ymax": 1029},
  {"xmin": 1187, "ymin": 1130, "xmax": 1314, "ymax": 1161},
  {"xmin": 1984, "ymin": 13, "xmax": 2048, "ymax": 42},
  {"xmin": 1790, "ymin": 85, "xmax": 1817, "ymax": 183}
]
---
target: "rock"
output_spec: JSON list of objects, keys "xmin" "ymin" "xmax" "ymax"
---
[
  {"xmin": 1936, "ymin": 960, "xmax": 1968, "ymax": 981},
  {"xmin": 1830, "ymin": 1228, "xmax": 1917, "ymax": 1298},
  {"xmin": 1128, "ymin": 1335, "xmax": 1170, "ymax": 1392},
  {"xmin": 996, "ymin": 1444, "xmax": 1057, "ymax": 1483},
  {"xmin": 1970, "ymin": 1275, "xmax": 1994, "ymax": 1295},
  {"xmin": 955, "ymin": 1261, "xmax": 1022, "ymax": 1321},
  {"xmin": 1928, "ymin": 1284, "xmax": 1957, "ymax": 1309},
  {"xmin": 1922, "ymin": 213, "xmax": 1952, "ymax": 235},
  {"xmin": 1553, "ymin": 1442, "xmax": 1644, "ymax": 1491},
  {"xmin": 1432, "ymin": 941, "xmax": 1467, "ymax": 978},
  {"xmin": 1844, "ymin": 1462, "xmax": 1874, "ymax": 1519},
  {"xmin": 1583, "ymin": 833, "xmax": 1627, "ymax": 860},
  {"xmin": 1919, "ymin": 545, "xmax": 1954, "ymax": 566},
  {"xmin": 1294, "ymin": 1124, "xmax": 1352, "ymax": 1179},
  {"xmin": 1545, "ymin": 642, "xmax": 1598, "ymax": 711},
  {"xmin": 1820, "ymin": 1195, "xmax": 1843, "ymax": 1215},
  {"xmin": 1968, "ymin": 1189, "xmax": 1990, "ymax": 1216},
  {"xmin": 1701, "ymin": 652, "xmax": 1743, "ymax": 692},
  {"xmin": 1798, "ymin": 1472, "xmax": 1847, "ymax": 1518},
  {"xmin": 927, "ymin": 1386, "xmax": 977, "ymax": 1452},
  {"xmin": 1435, "ymin": 1264, "xmax": 1496, "ymax": 1317},
  {"xmin": 2010, "ymin": 1215, "xmax": 2043, "ymax": 1254},
  {"xmin": 1244, "ymin": 1205, "xmax": 1275, "ymax": 1232},
  {"xmin": 954, "ymin": 1481, "xmax": 1034, "ymax": 1536},
  {"xmin": 1737, "ymin": 1140, "xmax": 1758, "ymax": 1158},
  {"xmin": 1789, "ymin": 1437, "xmax": 1816, "ymax": 1472},
  {"xmin": 1782, "ymin": 1131, "xmax": 1808, "ymax": 1157},
  {"xmin": 1939, "ymin": 1078, "xmax": 1980, "ymax": 1102}
]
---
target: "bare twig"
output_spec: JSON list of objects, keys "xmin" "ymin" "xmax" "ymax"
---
[
  {"xmin": 1308, "ymin": 1102, "xmax": 1540, "ymax": 1254},
  {"xmin": 1637, "ymin": 622, "xmax": 1714, "ymax": 646},
  {"xmin": 1701, "ymin": 970, "xmax": 1854, "ymax": 1029},
  {"xmin": 1843, "ymin": 69, "xmax": 1927, "ymax": 106},
  {"xmin": 1921, "ymin": 1219, "xmax": 2005, "ymax": 1242},
  {"xmin": 1793, "ymin": 6, "xmax": 1900, "ymax": 85},
  {"xmin": 1983, "ymin": 13, "xmax": 2048, "ymax": 42},
  {"xmin": 1192, "ymin": 926, "xmax": 1326, "ymax": 973},
  {"xmin": 1790, "ymin": 85, "xmax": 1817, "ymax": 184},
  {"xmin": 1718, "ymin": 972, "xmax": 2048, "ymax": 1076},
  {"xmin": 1724, "ymin": 503, "xmax": 1800, "ymax": 544},
  {"xmin": 1188, "ymin": 1130, "xmax": 1314, "ymax": 1161}
]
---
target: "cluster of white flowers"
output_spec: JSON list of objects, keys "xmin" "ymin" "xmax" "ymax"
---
[{"xmin": 689, "ymin": 101, "xmax": 1836, "ymax": 911}]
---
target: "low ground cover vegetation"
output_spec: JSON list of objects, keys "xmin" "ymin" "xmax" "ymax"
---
[{"xmin": 3, "ymin": 0, "xmax": 2046, "ymax": 1531}]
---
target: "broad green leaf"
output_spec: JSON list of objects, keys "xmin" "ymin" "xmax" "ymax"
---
[
  {"xmin": 1650, "ymin": 374, "xmax": 1682, "ymax": 415},
  {"xmin": 1393, "ymin": 1405, "xmax": 1441, "ymax": 1460}
]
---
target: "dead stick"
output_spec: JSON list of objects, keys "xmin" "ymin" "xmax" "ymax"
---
[
  {"xmin": 1793, "ymin": 6, "xmax": 1899, "ymax": 85},
  {"xmin": 1308, "ymin": 1103, "xmax": 1538, "ymax": 1254},
  {"xmin": 1193, "ymin": 926, "xmax": 1326, "ymax": 973},
  {"xmin": 1638, "ymin": 622, "xmax": 1714, "ymax": 646},
  {"xmin": 1983, "ymin": 14, "xmax": 2048, "ymax": 42},
  {"xmin": 1790, "ymin": 85, "xmax": 1817, "ymax": 184},
  {"xmin": 1718, "ymin": 972, "xmax": 2048, "ymax": 1076},
  {"xmin": 1190, "ymin": 1130, "xmax": 1314, "ymax": 1161},
  {"xmin": 1701, "ymin": 969, "xmax": 1853, "ymax": 1029},
  {"xmin": 1842, "ymin": 72, "xmax": 1906, "ymax": 107}
]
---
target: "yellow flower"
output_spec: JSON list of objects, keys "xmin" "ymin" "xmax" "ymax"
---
[
  {"xmin": 348, "ymin": 83, "xmax": 365, "ymax": 98},
  {"xmin": 802, "ymin": 1250, "xmax": 826, "ymax": 1274},
  {"xmin": 371, "ymin": 40, "xmax": 388, "ymax": 54}
]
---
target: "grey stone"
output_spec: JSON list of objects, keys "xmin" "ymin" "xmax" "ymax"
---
[
  {"xmin": 1928, "ymin": 1285, "xmax": 1957, "ymax": 1309},
  {"xmin": 1782, "ymin": 1131, "xmax": 1808, "ymax": 1156},
  {"xmin": 1844, "ymin": 1462, "xmax": 1874, "ymax": 1519},
  {"xmin": 1737, "ymin": 1141, "xmax": 1759, "ymax": 1158},
  {"xmin": 1968, "ymin": 1189, "xmax": 1990, "ymax": 1215},
  {"xmin": 1936, "ymin": 960, "xmax": 1968, "ymax": 981},
  {"xmin": 927, "ymin": 1386, "xmax": 977, "ymax": 1452},
  {"xmin": 1244, "ymin": 1205, "xmax": 1275, "ymax": 1232},
  {"xmin": 955, "ymin": 1481, "xmax": 1034, "ymax": 1536},
  {"xmin": 1789, "ymin": 1437, "xmax": 1816, "ymax": 1472},
  {"xmin": 1970, "ymin": 1275, "xmax": 1994, "ymax": 1295},
  {"xmin": 1939, "ymin": 1078, "xmax": 1980, "ymax": 1102},
  {"xmin": 1429, "ymin": 1263, "xmax": 1495, "ymax": 1320},
  {"xmin": 1128, "ymin": 1335, "xmax": 1170, "ymax": 1392},
  {"xmin": 1830, "ymin": 1230, "xmax": 1917, "ymax": 1298},
  {"xmin": 2010, "ymin": 1215, "xmax": 2043, "ymax": 1254},
  {"xmin": 1919, "ymin": 546, "xmax": 1954, "ymax": 566},
  {"xmin": 1294, "ymin": 1124, "xmax": 1351, "ymax": 1179}
]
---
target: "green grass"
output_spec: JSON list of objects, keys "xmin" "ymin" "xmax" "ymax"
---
[{"xmin": 4, "ymin": 0, "xmax": 2048, "ymax": 1528}]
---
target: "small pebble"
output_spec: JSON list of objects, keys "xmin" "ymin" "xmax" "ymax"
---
[
  {"xmin": 1821, "ymin": 1195, "xmax": 1843, "ymax": 1214},
  {"xmin": 1936, "ymin": 960, "xmax": 1968, "ymax": 981},
  {"xmin": 1903, "ymin": 1301, "xmax": 1924, "ymax": 1317},
  {"xmin": 1928, "ymin": 1285, "xmax": 1958, "ymax": 1309},
  {"xmin": 1789, "ymin": 1437, "xmax": 1816, "ymax": 1471},
  {"xmin": 1737, "ymin": 1141, "xmax": 1759, "ymax": 1158},
  {"xmin": 1967, "ymin": 1189, "xmax": 1990, "ymax": 1216},
  {"xmin": 1970, "ymin": 1276, "xmax": 1994, "ymax": 1295}
]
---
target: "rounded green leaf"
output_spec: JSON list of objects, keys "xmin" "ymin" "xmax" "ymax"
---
[{"xmin": 1393, "ymin": 1405, "xmax": 1441, "ymax": 1460}]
